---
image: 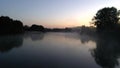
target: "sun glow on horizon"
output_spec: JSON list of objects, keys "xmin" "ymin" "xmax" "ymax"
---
[{"xmin": 32, "ymin": 17, "xmax": 91, "ymax": 28}]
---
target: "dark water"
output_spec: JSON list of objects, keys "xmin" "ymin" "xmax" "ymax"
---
[{"xmin": 0, "ymin": 32, "xmax": 120, "ymax": 68}]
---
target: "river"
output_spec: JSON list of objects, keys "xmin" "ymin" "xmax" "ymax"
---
[{"xmin": 0, "ymin": 32, "xmax": 120, "ymax": 68}]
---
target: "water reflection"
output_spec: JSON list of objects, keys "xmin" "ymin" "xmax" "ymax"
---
[
  {"xmin": 2, "ymin": 32, "xmax": 120, "ymax": 68},
  {"xmin": 0, "ymin": 35, "xmax": 23, "ymax": 53},
  {"xmin": 0, "ymin": 32, "xmax": 98, "ymax": 68},
  {"xmin": 91, "ymin": 34, "xmax": 120, "ymax": 68},
  {"xmin": 64, "ymin": 32, "xmax": 97, "ymax": 44},
  {"xmin": 79, "ymin": 34, "xmax": 97, "ymax": 44},
  {"xmin": 24, "ymin": 32, "xmax": 44, "ymax": 41}
]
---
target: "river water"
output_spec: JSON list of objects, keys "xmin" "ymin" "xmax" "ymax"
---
[{"xmin": 0, "ymin": 32, "xmax": 120, "ymax": 68}]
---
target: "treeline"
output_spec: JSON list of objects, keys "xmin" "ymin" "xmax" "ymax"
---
[
  {"xmin": 24, "ymin": 25, "xmax": 72, "ymax": 32},
  {"xmin": 24, "ymin": 24, "xmax": 45, "ymax": 32},
  {"xmin": 0, "ymin": 16, "xmax": 72, "ymax": 35}
]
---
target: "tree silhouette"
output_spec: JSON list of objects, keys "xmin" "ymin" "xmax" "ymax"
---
[
  {"xmin": 13, "ymin": 20, "xmax": 23, "ymax": 33},
  {"xmin": 29, "ymin": 24, "xmax": 45, "ymax": 32},
  {"xmin": 23, "ymin": 25, "xmax": 30, "ymax": 31},
  {"xmin": 92, "ymin": 7, "xmax": 120, "ymax": 32},
  {"xmin": 0, "ymin": 16, "xmax": 23, "ymax": 34}
]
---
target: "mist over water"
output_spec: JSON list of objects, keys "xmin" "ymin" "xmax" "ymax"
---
[{"xmin": 0, "ymin": 32, "xmax": 120, "ymax": 68}]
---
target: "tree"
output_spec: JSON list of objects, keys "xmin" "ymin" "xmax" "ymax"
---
[
  {"xmin": 0, "ymin": 16, "xmax": 24, "ymax": 34},
  {"xmin": 23, "ymin": 25, "xmax": 30, "ymax": 31},
  {"xmin": 13, "ymin": 20, "xmax": 24, "ymax": 33},
  {"xmin": 92, "ymin": 7, "xmax": 120, "ymax": 32},
  {"xmin": 30, "ymin": 24, "xmax": 45, "ymax": 32}
]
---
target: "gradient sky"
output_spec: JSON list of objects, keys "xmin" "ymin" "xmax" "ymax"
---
[{"xmin": 0, "ymin": 0, "xmax": 120, "ymax": 28}]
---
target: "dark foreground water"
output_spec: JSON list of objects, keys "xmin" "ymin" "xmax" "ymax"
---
[{"xmin": 0, "ymin": 32, "xmax": 120, "ymax": 68}]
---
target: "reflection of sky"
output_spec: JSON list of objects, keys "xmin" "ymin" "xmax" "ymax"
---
[
  {"xmin": 10, "ymin": 32, "xmax": 97, "ymax": 68},
  {"xmin": 0, "ymin": 32, "xmax": 99, "ymax": 68},
  {"xmin": 0, "ymin": 0, "xmax": 120, "ymax": 28}
]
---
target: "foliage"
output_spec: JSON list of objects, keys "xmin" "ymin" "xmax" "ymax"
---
[
  {"xmin": 29, "ymin": 24, "xmax": 45, "ymax": 32},
  {"xmin": 92, "ymin": 7, "xmax": 120, "ymax": 32},
  {"xmin": 0, "ymin": 16, "xmax": 23, "ymax": 34}
]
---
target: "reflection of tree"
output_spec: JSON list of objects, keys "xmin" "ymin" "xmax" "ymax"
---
[
  {"xmin": 78, "ymin": 31, "xmax": 120, "ymax": 68},
  {"xmin": 91, "ymin": 34, "xmax": 120, "ymax": 68},
  {"xmin": 24, "ymin": 32, "xmax": 44, "ymax": 41},
  {"xmin": 30, "ymin": 33, "xmax": 44, "ymax": 41},
  {"xmin": 0, "ymin": 35, "xmax": 23, "ymax": 52},
  {"xmin": 79, "ymin": 34, "xmax": 97, "ymax": 44}
]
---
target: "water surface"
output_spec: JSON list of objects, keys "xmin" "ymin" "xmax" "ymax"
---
[{"xmin": 0, "ymin": 32, "xmax": 120, "ymax": 68}]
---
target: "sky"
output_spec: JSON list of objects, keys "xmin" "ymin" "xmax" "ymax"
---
[{"xmin": 0, "ymin": 0, "xmax": 120, "ymax": 28}]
